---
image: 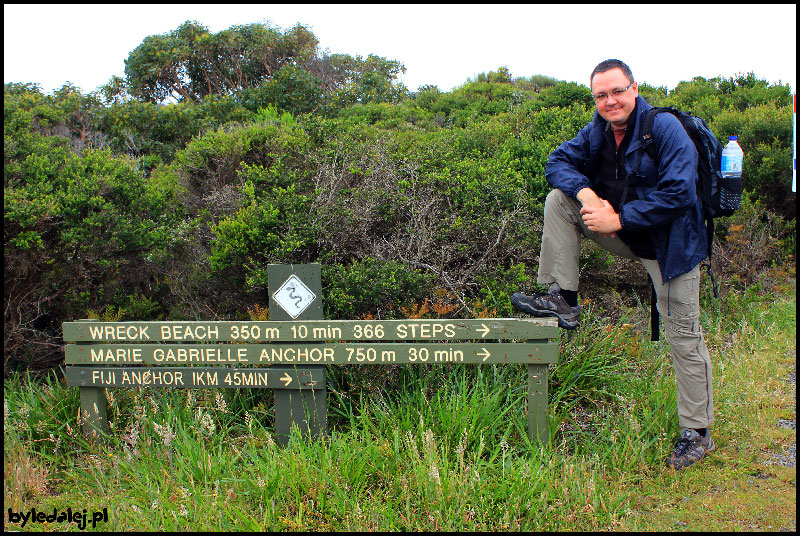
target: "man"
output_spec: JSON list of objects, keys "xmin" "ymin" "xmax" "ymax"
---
[{"xmin": 511, "ymin": 59, "xmax": 715, "ymax": 469}]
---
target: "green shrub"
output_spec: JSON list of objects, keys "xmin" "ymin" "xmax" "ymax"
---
[
  {"xmin": 173, "ymin": 120, "xmax": 313, "ymax": 216},
  {"xmin": 711, "ymin": 193, "xmax": 795, "ymax": 289},
  {"xmin": 473, "ymin": 263, "xmax": 534, "ymax": 317},
  {"xmin": 322, "ymin": 258, "xmax": 436, "ymax": 319},
  {"xmin": 528, "ymin": 81, "xmax": 593, "ymax": 111},
  {"xmin": 664, "ymin": 73, "xmax": 792, "ymax": 122},
  {"xmin": 4, "ymin": 138, "xmax": 175, "ymax": 370},
  {"xmin": 209, "ymin": 186, "xmax": 317, "ymax": 289}
]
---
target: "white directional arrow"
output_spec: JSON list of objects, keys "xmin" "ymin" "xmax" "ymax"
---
[
  {"xmin": 280, "ymin": 372, "xmax": 293, "ymax": 387},
  {"xmin": 477, "ymin": 348, "xmax": 491, "ymax": 361},
  {"xmin": 477, "ymin": 323, "xmax": 490, "ymax": 338}
]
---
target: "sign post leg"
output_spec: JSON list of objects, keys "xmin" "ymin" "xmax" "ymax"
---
[
  {"xmin": 76, "ymin": 319, "xmax": 109, "ymax": 439},
  {"xmin": 79, "ymin": 386, "xmax": 109, "ymax": 439},
  {"xmin": 274, "ymin": 378, "xmax": 327, "ymax": 446},
  {"xmin": 527, "ymin": 363, "xmax": 549, "ymax": 445},
  {"xmin": 269, "ymin": 264, "xmax": 327, "ymax": 446}
]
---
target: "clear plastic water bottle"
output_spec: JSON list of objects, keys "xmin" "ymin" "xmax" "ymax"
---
[{"xmin": 721, "ymin": 135, "xmax": 743, "ymax": 178}]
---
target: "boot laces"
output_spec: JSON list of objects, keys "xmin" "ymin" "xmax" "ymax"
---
[{"xmin": 673, "ymin": 437, "xmax": 692, "ymax": 457}]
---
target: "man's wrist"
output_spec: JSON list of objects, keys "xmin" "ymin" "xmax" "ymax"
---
[{"xmin": 576, "ymin": 187, "xmax": 602, "ymax": 208}]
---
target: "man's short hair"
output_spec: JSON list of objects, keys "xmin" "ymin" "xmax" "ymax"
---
[{"xmin": 590, "ymin": 59, "xmax": 634, "ymax": 85}]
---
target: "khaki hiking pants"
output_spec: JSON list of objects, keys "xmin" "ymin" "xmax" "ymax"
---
[{"xmin": 538, "ymin": 189, "xmax": 714, "ymax": 429}]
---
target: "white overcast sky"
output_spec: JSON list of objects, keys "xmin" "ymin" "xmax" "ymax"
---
[{"xmin": 4, "ymin": 4, "xmax": 797, "ymax": 96}]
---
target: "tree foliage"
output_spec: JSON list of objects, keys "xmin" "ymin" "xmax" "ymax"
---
[
  {"xmin": 123, "ymin": 20, "xmax": 408, "ymax": 110},
  {"xmin": 124, "ymin": 21, "xmax": 319, "ymax": 103}
]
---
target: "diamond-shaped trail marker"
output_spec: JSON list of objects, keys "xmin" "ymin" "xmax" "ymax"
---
[{"xmin": 272, "ymin": 275, "xmax": 317, "ymax": 319}]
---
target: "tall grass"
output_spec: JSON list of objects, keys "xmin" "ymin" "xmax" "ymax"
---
[{"xmin": 4, "ymin": 278, "xmax": 796, "ymax": 531}]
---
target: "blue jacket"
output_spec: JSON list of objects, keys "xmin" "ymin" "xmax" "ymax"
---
[{"xmin": 545, "ymin": 96, "xmax": 707, "ymax": 283}]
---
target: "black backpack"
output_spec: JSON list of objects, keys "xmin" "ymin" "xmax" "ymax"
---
[{"xmin": 634, "ymin": 106, "xmax": 742, "ymax": 340}]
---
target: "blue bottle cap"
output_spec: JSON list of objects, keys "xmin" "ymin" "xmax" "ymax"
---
[{"xmin": 729, "ymin": 135, "xmax": 738, "ymax": 140}]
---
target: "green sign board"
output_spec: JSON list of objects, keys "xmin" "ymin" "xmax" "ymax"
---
[
  {"xmin": 62, "ymin": 318, "xmax": 556, "ymax": 343},
  {"xmin": 65, "ymin": 366, "xmax": 324, "ymax": 389},
  {"xmin": 65, "ymin": 342, "xmax": 557, "ymax": 366}
]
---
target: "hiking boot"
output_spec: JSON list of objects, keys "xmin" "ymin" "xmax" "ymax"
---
[
  {"xmin": 665, "ymin": 428, "xmax": 715, "ymax": 470},
  {"xmin": 510, "ymin": 284, "xmax": 580, "ymax": 330}
]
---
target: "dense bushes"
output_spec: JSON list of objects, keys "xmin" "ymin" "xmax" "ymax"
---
[
  {"xmin": 4, "ymin": 107, "xmax": 177, "ymax": 369},
  {"xmin": 3, "ymin": 20, "xmax": 795, "ymax": 371}
]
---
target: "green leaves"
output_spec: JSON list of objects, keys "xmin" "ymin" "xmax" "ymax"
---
[
  {"xmin": 209, "ymin": 186, "xmax": 316, "ymax": 289},
  {"xmin": 123, "ymin": 20, "xmax": 407, "ymax": 114},
  {"xmin": 4, "ymin": 89, "xmax": 180, "ymax": 369},
  {"xmin": 322, "ymin": 259, "xmax": 435, "ymax": 320}
]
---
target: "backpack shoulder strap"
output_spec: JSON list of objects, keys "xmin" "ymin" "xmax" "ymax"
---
[
  {"xmin": 635, "ymin": 106, "xmax": 675, "ymax": 175},
  {"xmin": 650, "ymin": 278, "xmax": 660, "ymax": 342}
]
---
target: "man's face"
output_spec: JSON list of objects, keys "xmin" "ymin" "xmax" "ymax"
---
[{"xmin": 591, "ymin": 68, "xmax": 639, "ymax": 127}]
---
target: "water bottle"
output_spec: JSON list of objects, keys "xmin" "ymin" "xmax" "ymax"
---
[
  {"xmin": 718, "ymin": 135, "xmax": 743, "ymax": 215},
  {"xmin": 721, "ymin": 135, "xmax": 743, "ymax": 178}
]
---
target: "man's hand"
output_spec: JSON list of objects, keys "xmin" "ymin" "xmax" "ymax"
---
[{"xmin": 580, "ymin": 198, "xmax": 622, "ymax": 238}]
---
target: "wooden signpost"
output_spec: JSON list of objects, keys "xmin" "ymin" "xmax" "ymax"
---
[{"xmin": 63, "ymin": 264, "xmax": 559, "ymax": 446}]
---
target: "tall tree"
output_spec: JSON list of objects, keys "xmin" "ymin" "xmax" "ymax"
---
[
  {"xmin": 125, "ymin": 21, "xmax": 320, "ymax": 103},
  {"xmin": 124, "ymin": 21, "xmax": 406, "ymax": 107}
]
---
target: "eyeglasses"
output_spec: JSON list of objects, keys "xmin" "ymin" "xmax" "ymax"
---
[{"xmin": 592, "ymin": 82, "xmax": 634, "ymax": 102}]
